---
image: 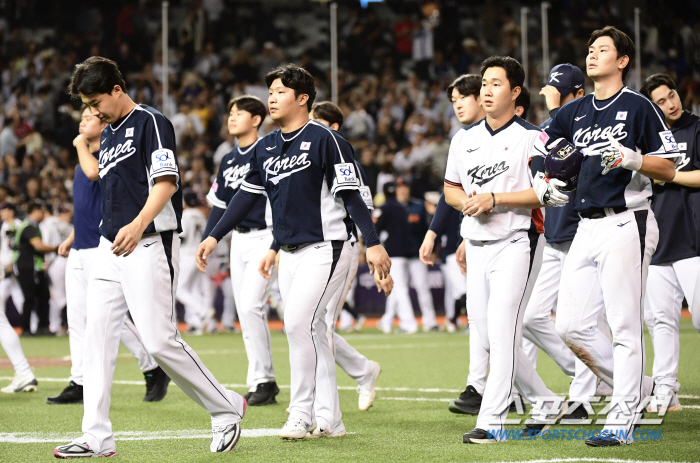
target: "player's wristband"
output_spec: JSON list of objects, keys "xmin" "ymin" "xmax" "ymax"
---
[{"xmin": 491, "ymin": 192, "xmax": 496, "ymax": 208}]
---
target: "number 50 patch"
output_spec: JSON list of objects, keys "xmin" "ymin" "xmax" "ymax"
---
[{"xmin": 334, "ymin": 163, "xmax": 358, "ymax": 186}]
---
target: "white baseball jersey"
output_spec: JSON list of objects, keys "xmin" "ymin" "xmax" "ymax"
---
[
  {"xmin": 444, "ymin": 117, "xmax": 544, "ymax": 241},
  {"xmin": 179, "ymin": 208, "xmax": 207, "ymax": 252},
  {"xmin": 1, "ymin": 219, "xmax": 21, "ymax": 268}
]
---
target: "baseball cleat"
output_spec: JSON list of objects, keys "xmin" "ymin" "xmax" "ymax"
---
[
  {"xmin": 462, "ymin": 428, "xmax": 497, "ymax": 444},
  {"xmin": 646, "ymin": 389, "xmax": 682, "ymax": 413},
  {"xmin": 53, "ymin": 441, "xmax": 116, "ymax": 458},
  {"xmin": 47, "ymin": 381, "xmax": 83, "ymax": 404},
  {"xmin": 357, "ymin": 361, "xmax": 381, "ymax": 411},
  {"xmin": 509, "ymin": 395, "xmax": 528, "ymax": 413},
  {"xmin": 278, "ymin": 418, "xmax": 315, "ymax": 440},
  {"xmin": 448, "ymin": 385, "xmax": 482, "ymax": 415},
  {"xmin": 210, "ymin": 423, "xmax": 242, "ymax": 452},
  {"xmin": 1, "ymin": 369, "xmax": 38, "ymax": 394},
  {"xmin": 585, "ymin": 432, "xmax": 622, "ymax": 447},
  {"xmin": 561, "ymin": 401, "xmax": 589, "ymax": 421},
  {"xmin": 307, "ymin": 426, "xmax": 347, "ymax": 438},
  {"xmin": 143, "ymin": 366, "xmax": 170, "ymax": 402},
  {"xmin": 522, "ymin": 401, "xmax": 569, "ymax": 434},
  {"xmin": 354, "ymin": 314, "xmax": 367, "ymax": 332},
  {"xmin": 247, "ymin": 381, "xmax": 280, "ymax": 406}
]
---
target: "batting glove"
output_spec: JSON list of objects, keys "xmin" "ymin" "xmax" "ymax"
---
[
  {"xmin": 533, "ymin": 172, "xmax": 569, "ymax": 207},
  {"xmin": 599, "ymin": 133, "xmax": 643, "ymax": 175}
]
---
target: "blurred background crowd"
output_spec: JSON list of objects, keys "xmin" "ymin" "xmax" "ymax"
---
[{"xmin": 1, "ymin": 0, "xmax": 699, "ymax": 328}]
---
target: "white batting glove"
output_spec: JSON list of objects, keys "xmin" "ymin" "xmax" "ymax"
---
[
  {"xmin": 533, "ymin": 172, "xmax": 569, "ymax": 207},
  {"xmin": 599, "ymin": 133, "xmax": 642, "ymax": 175}
]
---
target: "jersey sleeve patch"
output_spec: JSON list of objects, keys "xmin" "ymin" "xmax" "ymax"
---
[
  {"xmin": 659, "ymin": 130, "xmax": 679, "ymax": 153},
  {"xmin": 538, "ymin": 131, "xmax": 550, "ymax": 145},
  {"xmin": 334, "ymin": 163, "xmax": 359, "ymax": 187},
  {"xmin": 359, "ymin": 185, "xmax": 374, "ymax": 210},
  {"xmin": 151, "ymin": 149, "xmax": 177, "ymax": 173}
]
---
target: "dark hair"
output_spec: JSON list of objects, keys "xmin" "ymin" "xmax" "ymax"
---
[
  {"xmin": 311, "ymin": 101, "xmax": 344, "ymax": 128},
  {"xmin": 515, "ymin": 86, "xmax": 531, "ymax": 120},
  {"xmin": 264, "ymin": 64, "xmax": 317, "ymax": 111},
  {"xmin": 227, "ymin": 95, "xmax": 267, "ymax": 128},
  {"xmin": 68, "ymin": 56, "xmax": 127, "ymax": 98},
  {"xmin": 640, "ymin": 73, "xmax": 676, "ymax": 100},
  {"xmin": 587, "ymin": 26, "xmax": 635, "ymax": 81},
  {"xmin": 26, "ymin": 200, "xmax": 44, "ymax": 215},
  {"xmin": 446, "ymin": 74, "xmax": 481, "ymax": 100},
  {"xmin": 480, "ymin": 56, "xmax": 524, "ymax": 92}
]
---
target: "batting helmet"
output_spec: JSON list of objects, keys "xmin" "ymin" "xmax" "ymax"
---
[{"xmin": 544, "ymin": 138, "xmax": 583, "ymax": 192}]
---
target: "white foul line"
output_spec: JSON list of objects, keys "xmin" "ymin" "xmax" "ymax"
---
[{"xmin": 0, "ymin": 428, "xmax": 279, "ymax": 444}]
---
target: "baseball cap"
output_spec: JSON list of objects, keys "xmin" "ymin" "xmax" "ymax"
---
[
  {"xmin": 547, "ymin": 64, "xmax": 585, "ymax": 97},
  {"xmin": 183, "ymin": 189, "xmax": 200, "ymax": 208}
]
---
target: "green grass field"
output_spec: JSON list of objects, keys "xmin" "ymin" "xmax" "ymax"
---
[{"xmin": 2, "ymin": 320, "xmax": 700, "ymax": 462}]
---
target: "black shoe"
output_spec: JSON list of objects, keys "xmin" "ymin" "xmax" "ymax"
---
[
  {"xmin": 448, "ymin": 385, "xmax": 482, "ymax": 415},
  {"xmin": 46, "ymin": 381, "xmax": 83, "ymax": 404},
  {"xmin": 21, "ymin": 331, "xmax": 34, "ymax": 337},
  {"xmin": 561, "ymin": 401, "xmax": 589, "ymax": 421},
  {"xmin": 247, "ymin": 381, "xmax": 279, "ymax": 406},
  {"xmin": 243, "ymin": 391, "xmax": 253, "ymax": 401},
  {"xmin": 522, "ymin": 401, "xmax": 569, "ymax": 434},
  {"xmin": 509, "ymin": 395, "xmax": 528, "ymax": 413},
  {"xmin": 143, "ymin": 367, "xmax": 170, "ymax": 402},
  {"xmin": 585, "ymin": 432, "xmax": 622, "ymax": 447},
  {"xmin": 35, "ymin": 327, "xmax": 55, "ymax": 337},
  {"xmin": 463, "ymin": 427, "xmax": 497, "ymax": 444}
]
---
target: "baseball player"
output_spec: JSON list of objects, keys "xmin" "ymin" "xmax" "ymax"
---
[
  {"xmin": 54, "ymin": 57, "xmax": 245, "ymax": 458},
  {"xmin": 202, "ymin": 94, "xmax": 280, "ymax": 406},
  {"xmin": 445, "ymin": 56, "xmax": 570, "ymax": 444},
  {"xmin": 0, "ymin": 201, "xmax": 37, "ymax": 394},
  {"xmin": 309, "ymin": 101, "xmax": 386, "ymax": 411},
  {"xmin": 640, "ymin": 73, "xmax": 700, "ymax": 411},
  {"xmin": 47, "ymin": 104, "xmax": 170, "ymax": 406},
  {"xmin": 40, "ymin": 203, "xmax": 73, "ymax": 335},
  {"xmin": 198, "ymin": 64, "xmax": 391, "ymax": 440},
  {"xmin": 178, "ymin": 189, "xmax": 214, "ymax": 334},
  {"xmin": 533, "ymin": 27, "xmax": 679, "ymax": 446},
  {"xmin": 522, "ymin": 64, "xmax": 612, "ymax": 418}
]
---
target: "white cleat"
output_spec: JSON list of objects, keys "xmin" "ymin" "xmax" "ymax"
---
[
  {"xmin": 646, "ymin": 389, "xmax": 683, "ymax": 413},
  {"xmin": 358, "ymin": 361, "xmax": 381, "ymax": 411},
  {"xmin": 279, "ymin": 418, "xmax": 315, "ymax": 440},
  {"xmin": 307, "ymin": 426, "xmax": 347, "ymax": 438},
  {"xmin": 210, "ymin": 423, "xmax": 242, "ymax": 452},
  {"xmin": 1, "ymin": 369, "xmax": 37, "ymax": 393}
]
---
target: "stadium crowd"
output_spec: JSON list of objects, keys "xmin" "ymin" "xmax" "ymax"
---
[{"xmin": 1, "ymin": 0, "xmax": 700, "ymax": 333}]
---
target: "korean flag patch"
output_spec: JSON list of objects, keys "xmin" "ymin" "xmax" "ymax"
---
[
  {"xmin": 300, "ymin": 141, "xmax": 311, "ymax": 150},
  {"xmin": 616, "ymin": 111, "xmax": 627, "ymax": 120},
  {"xmin": 678, "ymin": 142, "xmax": 687, "ymax": 151},
  {"xmin": 126, "ymin": 127, "xmax": 134, "ymax": 137},
  {"xmin": 151, "ymin": 148, "xmax": 177, "ymax": 173},
  {"xmin": 658, "ymin": 130, "xmax": 679, "ymax": 153},
  {"xmin": 334, "ymin": 162, "xmax": 358, "ymax": 186}
]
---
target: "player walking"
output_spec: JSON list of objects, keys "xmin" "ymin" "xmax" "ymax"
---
[
  {"xmin": 54, "ymin": 57, "xmax": 245, "ymax": 458},
  {"xmin": 640, "ymin": 73, "xmax": 700, "ymax": 411},
  {"xmin": 198, "ymin": 64, "xmax": 391, "ymax": 440},
  {"xmin": 444, "ymin": 56, "xmax": 569, "ymax": 444},
  {"xmin": 202, "ymin": 95, "xmax": 280, "ymax": 406},
  {"xmin": 533, "ymin": 27, "xmax": 679, "ymax": 446}
]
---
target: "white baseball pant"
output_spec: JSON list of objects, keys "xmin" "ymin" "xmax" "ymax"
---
[
  {"xmin": 177, "ymin": 245, "xmax": 211, "ymax": 329},
  {"xmin": 278, "ymin": 240, "xmax": 352, "ymax": 434},
  {"xmin": 0, "ymin": 277, "xmax": 31, "ymax": 375},
  {"xmin": 442, "ymin": 252, "xmax": 465, "ymax": 321},
  {"xmin": 409, "ymin": 258, "xmax": 437, "ymax": 329},
  {"xmin": 229, "ymin": 229, "xmax": 276, "ymax": 389},
  {"xmin": 221, "ymin": 275, "xmax": 237, "ymax": 329},
  {"xmin": 65, "ymin": 247, "xmax": 157, "ymax": 386},
  {"xmin": 557, "ymin": 209, "xmax": 657, "ymax": 442},
  {"xmin": 466, "ymin": 230, "xmax": 557, "ymax": 434},
  {"xmin": 379, "ymin": 257, "xmax": 418, "ymax": 333},
  {"xmin": 80, "ymin": 233, "xmax": 244, "ymax": 454},
  {"xmin": 48, "ymin": 256, "xmax": 67, "ymax": 333},
  {"xmin": 644, "ymin": 256, "xmax": 700, "ymax": 394}
]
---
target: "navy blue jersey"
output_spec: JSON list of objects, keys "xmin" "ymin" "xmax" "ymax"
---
[
  {"xmin": 651, "ymin": 111, "xmax": 700, "ymax": 264},
  {"xmin": 239, "ymin": 120, "xmax": 358, "ymax": 246},
  {"xmin": 206, "ymin": 139, "xmax": 270, "ymax": 230},
  {"xmin": 533, "ymin": 87, "xmax": 680, "ymax": 215},
  {"xmin": 98, "ymin": 104, "xmax": 182, "ymax": 241},
  {"xmin": 405, "ymin": 198, "xmax": 428, "ymax": 257},
  {"xmin": 539, "ymin": 113, "xmax": 579, "ymax": 243},
  {"xmin": 373, "ymin": 198, "xmax": 413, "ymax": 258},
  {"xmin": 72, "ymin": 150, "xmax": 103, "ymax": 250}
]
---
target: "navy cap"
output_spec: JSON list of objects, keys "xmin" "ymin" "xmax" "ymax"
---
[{"xmin": 547, "ymin": 64, "xmax": 585, "ymax": 97}]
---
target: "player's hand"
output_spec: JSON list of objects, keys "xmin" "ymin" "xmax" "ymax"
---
[
  {"xmin": 456, "ymin": 239, "xmax": 466, "ymax": 276},
  {"xmin": 599, "ymin": 133, "xmax": 642, "ymax": 175},
  {"xmin": 366, "ymin": 244, "xmax": 391, "ymax": 279},
  {"xmin": 374, "ymin": 272, "xmax": 394, "ymax": 296},
  {"xmin": 419, "ymin": 231, "xmax": 437, "ymax": 266},
  {"xmin": 196, "ymin": 237, "xmax": 218, "ymax": 273},
  {"xmin": 539, "ymin": 85, "xmax": 562, "ymax": 112},
  {"xmin": 111, "ymin": 219, "xmax": 145, "ymax": 257},
  {"xmin": 462, "ymin": 191, "xmax": 494, "ymax": 217},
  {"xmin": 533, "ymin": 172, "xmax": 569, "ymax": 207},
  {"xmin": 58, "ymin": 236, "xmax": 73, "ymax": 257},
  {"xmin": 258, "ymin": 249, "xmax": 277, "ymax": 279},
  {"xmin": 72, "ymin": 133, "xmax": 88, "ymax": 148}
]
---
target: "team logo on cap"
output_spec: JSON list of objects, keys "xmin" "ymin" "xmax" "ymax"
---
[{"xmin": 549, "ymin": 71, "xmax": 563, "ymax": 83}]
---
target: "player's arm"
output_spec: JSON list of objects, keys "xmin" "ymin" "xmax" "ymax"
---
[
  {"xmin": 29, "ymin": 237, "xmax": 58, "ymax": 254},
  {"xmin": 73, "ymin": 134, "xmax": 99, "ymax": 180},
  {"xmin": 420, "ymin": 193, "xmax": 450, "ymax": 266},
  {"xmin": 202, "ymin": 157, "xmax": 229, "ymax": 239},
  {"xmin": 670, "ymin": 170, "xmax": 700, "ymax": 188},
  {"xmin": 58, "ymin": 228, "xmax": 75, "ymax": 257}
]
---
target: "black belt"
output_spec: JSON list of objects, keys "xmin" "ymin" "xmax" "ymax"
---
[
  {"xmin": 280, "ymin": 243, "xmax": 313, "ymax": 253},
  {"xmin": 234, "ymin": 226, "xmax": 267, "ymax": 234},
  {"xmin": 579, "ymin": 206, "xmax": 627, "ymax": 219}
]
